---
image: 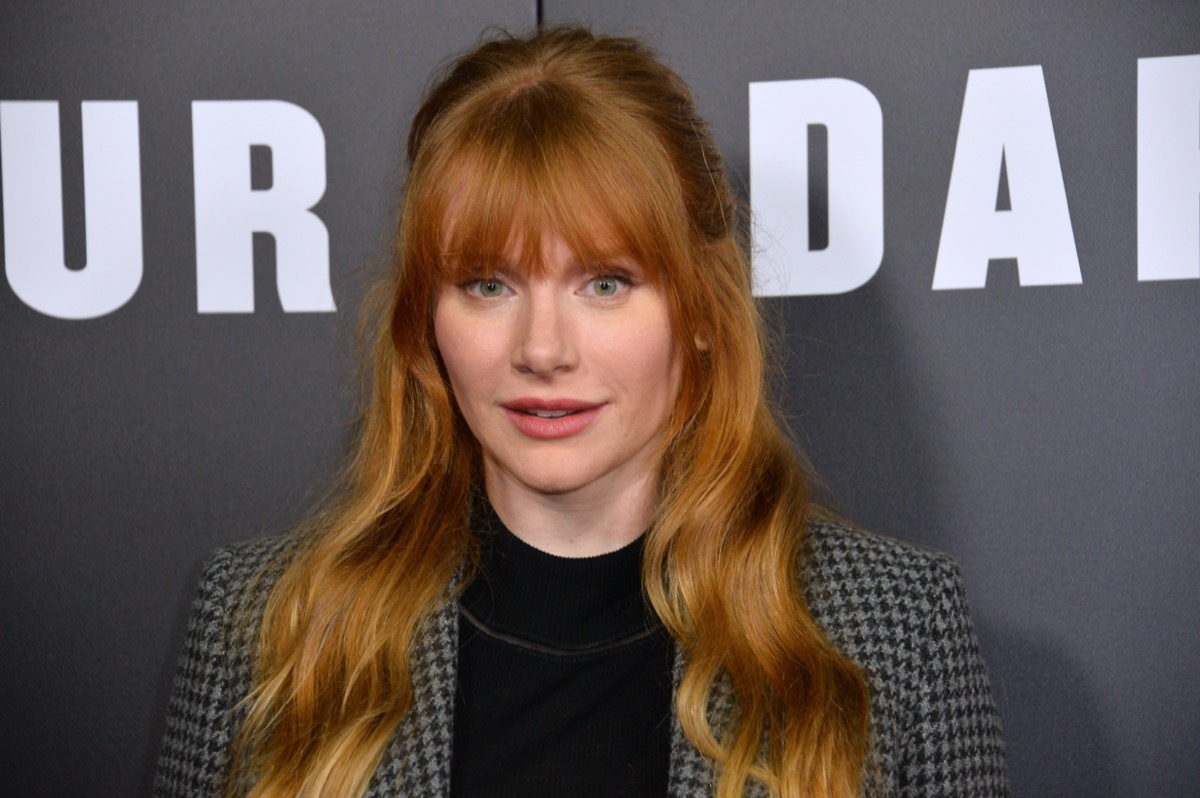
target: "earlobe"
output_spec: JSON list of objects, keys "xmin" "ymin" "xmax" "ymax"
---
[{"xmin": 694, "ymin": 334, "xmax": 709, "ymax": 352}]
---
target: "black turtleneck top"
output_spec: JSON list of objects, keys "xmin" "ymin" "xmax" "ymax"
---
[{"xmin": 450, "ymin": 507, "xmax": 673, "ymax": 797}]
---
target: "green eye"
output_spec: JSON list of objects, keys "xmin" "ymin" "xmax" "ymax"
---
[
  {"xmin": 592, "ymin": 277, "xmax": 619, "ymax": 297},
  {"xmin": 478, "ymin": 279, "xmax": 505, "ymax": 298}
]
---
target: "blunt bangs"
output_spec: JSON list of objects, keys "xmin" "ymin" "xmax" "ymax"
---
[{"xmin": 409, "ymin": 78, "xmax": 691, "ymax": 287}]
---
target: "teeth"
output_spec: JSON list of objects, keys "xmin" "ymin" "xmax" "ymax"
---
[{"xmin": 526, "ymin": 409, "xmax": 574, "ymax": 418}]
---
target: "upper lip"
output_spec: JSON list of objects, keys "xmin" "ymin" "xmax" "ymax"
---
[{"xmin": 502, "ymin": 398, "xmax": 602, "ymax": 412}]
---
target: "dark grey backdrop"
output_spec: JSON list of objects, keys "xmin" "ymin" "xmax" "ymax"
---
[{"xmin": 2, "ymin": 2, "xmax": 1197, "ymax": 796}]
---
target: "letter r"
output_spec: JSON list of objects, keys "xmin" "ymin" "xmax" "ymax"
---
[{"xmin": 192, "ymin": 100, "xmax": 334, "ymax": 313}]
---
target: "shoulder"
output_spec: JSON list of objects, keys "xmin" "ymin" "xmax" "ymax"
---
[
  {"xmin": 182, "ymin": 535, "xmax": 298, "ymax": 648},
  {"xmin": 195, "ymin": 534, "xmax": 303, "ymax": 670},
  {"xmin": 802, "ymin": 514, "xmax": 964, "ymax": 622},
  {"xmin": 801, "ymin": 513, "xmax": 970, "ymax": 688},
  {"xmin": 802, "ymin": 515, "xmax": 1008, "ymax": 796},
  {"xmin": 196, "ymin": 534, "xmax": 297, "ymax": 611}
]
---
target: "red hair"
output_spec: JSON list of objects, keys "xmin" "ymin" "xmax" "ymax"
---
[{"xmin": 231, "ymin": 26, "xmax": 870, "ymax": 797}]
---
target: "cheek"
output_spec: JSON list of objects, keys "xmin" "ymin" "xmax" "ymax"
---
[
  {"xmin": 433, "ymin": 301, "xmax": 476, "ymax": 398},
  {"xmin": 610, "ymin": 317, "xmax": 680, "ymax": 407},
  {"xmin": 434, "ymin": 298, "xmax": 510, "ymax": 412}
]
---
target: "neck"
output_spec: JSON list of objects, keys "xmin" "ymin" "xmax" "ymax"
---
[{"xmin": 482, "ymin": 466, "xmax": 657, "ymax": 557}]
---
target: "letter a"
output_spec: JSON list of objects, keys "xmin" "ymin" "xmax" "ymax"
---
[
  {"xmin": 933, "ymin": 66, "xmax": 1081, "ymax": 289},
  {"xmin": 192, "ymin": 100, "xmax": 334, "ymax": 312},
  {"xmin": 1, "ymin": 101, "xmax": 143, "ymax": 319}
]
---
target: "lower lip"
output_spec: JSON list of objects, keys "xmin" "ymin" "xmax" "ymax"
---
[{"xmin": 504, "ymin": 405, "xmax": 602, "ymax": 439}]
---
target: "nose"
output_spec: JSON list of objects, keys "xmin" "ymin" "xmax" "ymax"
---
[{"xmin": 512, "ymin": 286, "xmax": 577, "ymax": 376}]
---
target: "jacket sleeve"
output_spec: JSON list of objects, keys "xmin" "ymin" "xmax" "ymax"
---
[
  {"xmin": 154, "ymin": 548, "xmax": 240, "ymax": 798},
  {"xmin": 897, "ymin": 556, "xmax": 1009, "ymax": 797}
]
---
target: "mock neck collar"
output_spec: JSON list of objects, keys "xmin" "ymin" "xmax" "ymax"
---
[{"xmin": 461, "ymin": 503, "xmax": 655, "ymax": 651}]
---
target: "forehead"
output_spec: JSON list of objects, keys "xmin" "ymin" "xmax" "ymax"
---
[
  {"xmin": 436, "ymin": 175, "xmax": 657, "ymax": 282},
  {"xmin": 414, "ymin": 97, "xmax": 687, "ymax": 286}
]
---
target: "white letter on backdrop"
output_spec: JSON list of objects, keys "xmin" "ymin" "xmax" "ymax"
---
[
  {"xmin": 933, "ymin": 65, "xmax": 1081, "ymax": 289},
  {"xmin": 1, "ymin": 101, "xmax": 143, "ymax": 319},
  {"xmin": 192, "ymin": 100, "xmax": 333, "ymax": 313},
  {"xmin": 1138, "ymin": 54, "xmax": 1200, "ymax": 281},
  {"xmin": 750, "ymin": 78, "xmax": 884, "ymax": 296}
]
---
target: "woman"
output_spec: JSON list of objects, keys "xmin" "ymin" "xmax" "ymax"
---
[{"xmin": 156, "ymin": 26, "xmax": 1007, "ymax": 798}]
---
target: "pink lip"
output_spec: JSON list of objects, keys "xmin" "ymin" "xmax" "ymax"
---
[{"xmin": 502, "ymin": 398, "xmax": 604, "ymax": 439}]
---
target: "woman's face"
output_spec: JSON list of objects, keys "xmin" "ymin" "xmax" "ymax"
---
[{"xmin": 434, "ymin": 230, "xmax": 681, "ymax": 509}]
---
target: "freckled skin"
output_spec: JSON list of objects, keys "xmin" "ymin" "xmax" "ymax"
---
[{"xmin": 434, "ymin": 231, "xmax": 681, "ymax": 556}]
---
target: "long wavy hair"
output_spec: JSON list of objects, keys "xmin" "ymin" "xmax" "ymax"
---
[{"xmin": 229, "ymin": 25, "xmax": 870, "ymax": 798}]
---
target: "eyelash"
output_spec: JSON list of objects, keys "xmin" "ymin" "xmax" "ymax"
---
[
  {"xmin": 584, "ymin": 273, "xmax": 633, "ymax": 297},
  {"xmin": 460, "ymin": 270, "xmax": 637, "ymax": 299},
  {"xmin": 462, "ymin": 277, "xmax": 511, "ymax": 298}
]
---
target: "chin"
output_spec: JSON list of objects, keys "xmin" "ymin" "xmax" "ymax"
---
[
  {"xmin": 515, "ymin": 472, "xmax": 596, "ymax": 496},
  {"xmin": 496, "ymin": 457, "xmax": 608, "ymax": 497}
]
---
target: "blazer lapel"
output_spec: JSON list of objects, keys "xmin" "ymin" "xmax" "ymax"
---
[
  {"xmin": 666, "ymin": 650, "xmax": 770, "ymax": 798},
  {"xmin": 366, "ymin": 597, "xmax": 459, "ymax": 797},
  {"xmin": 667, "ymin": 648, "xmax": 725, "ymax": 798},
  {"xmin": 666, "ymin": 706, "xmax": 714, "ymax": 796}
]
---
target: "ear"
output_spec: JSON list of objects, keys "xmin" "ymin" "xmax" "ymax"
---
[{"xmin": 694, "ymin": 333, "xmax": 709, "ymax": 352}]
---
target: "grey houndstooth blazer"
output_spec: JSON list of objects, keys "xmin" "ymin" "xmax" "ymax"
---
[{"xmin": 155, "ymin": 518, "xmax": 1009, "ymax": 796}]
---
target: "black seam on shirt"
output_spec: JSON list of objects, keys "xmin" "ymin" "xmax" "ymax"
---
[{"xmin": 458, "ymin": 602, "xmax": 659, "ymax": 657}]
